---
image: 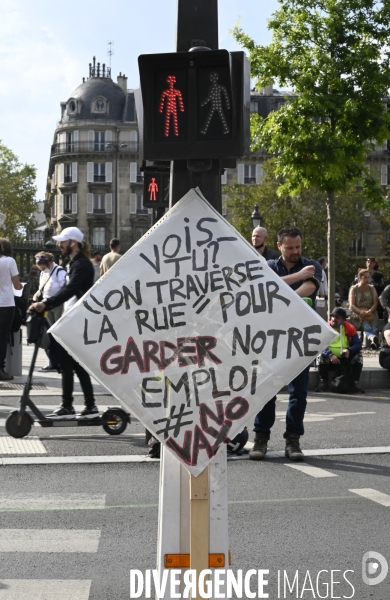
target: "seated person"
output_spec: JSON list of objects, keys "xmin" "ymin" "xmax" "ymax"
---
[
  {"xmin": 379, "ymin": 322, "xmax": 390, "ymax": 373},
  {"xmin": 315, "ymin": 307, "xmax": 364, "ymax": 394},
  {"xmin": 379, "ymin": 284, "xmax": 390, "ymax": 323}
]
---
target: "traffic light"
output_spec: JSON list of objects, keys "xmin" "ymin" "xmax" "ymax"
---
[
  {"xmin": 138, "ymin": 50, "xmax": 249, "ymax": 161},
  {"xmin": 142, "ymin": 170, "xmax": 170, "ymax": 209}
]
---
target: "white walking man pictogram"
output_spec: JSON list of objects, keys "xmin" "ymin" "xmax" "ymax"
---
[{"xmin": 200, "ymin": 72, "xmax": 231, "ymax": 135}]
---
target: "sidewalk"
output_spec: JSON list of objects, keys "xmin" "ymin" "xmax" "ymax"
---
[{"xmin": 1, "ymin": 335, "xmax": 111, "ymax": 397}]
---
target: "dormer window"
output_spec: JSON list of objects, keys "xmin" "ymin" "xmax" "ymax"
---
[
  {"xmin": 67, "ymin": 99, "xmax": 78, "ymax": 115},
  {"xmin": 92, "ymin": 97, "xmax": 107, "ymax": 114}
]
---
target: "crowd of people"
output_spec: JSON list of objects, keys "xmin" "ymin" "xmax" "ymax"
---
[{"xmin": 1, "ymin": 223, "xmax": 390, "ymax": 463}]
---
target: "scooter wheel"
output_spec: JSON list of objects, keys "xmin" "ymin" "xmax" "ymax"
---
[
  {"xmin": 6, "ymin": 411, "xmax": 33, "ymax": 438},
  {"xmin": 102, "ymin": 408, "xmax": 128, "ymax": 436}
]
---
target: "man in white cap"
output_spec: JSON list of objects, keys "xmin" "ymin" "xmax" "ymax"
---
[{"xmin": 30, "ymin": 227, "xmax": 99, "ymax": 419}]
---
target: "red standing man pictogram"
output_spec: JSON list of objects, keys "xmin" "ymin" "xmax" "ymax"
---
[
  {"xmin": 148, "ymin": 177, "xmax": 159, "ymax": 201},
  {"xmin": 159, "ymin": 75, "xmax": 185, "ymax": 137}
]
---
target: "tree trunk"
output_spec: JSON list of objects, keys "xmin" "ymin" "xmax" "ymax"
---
[{"xmin": 326, "ymin": 189, "xmax": 335, "ymax": 320}]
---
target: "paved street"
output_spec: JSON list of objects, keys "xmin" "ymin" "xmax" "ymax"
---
[{"xmin": 0, "ymin": 341, "xmax": 389, "ymax": 598}]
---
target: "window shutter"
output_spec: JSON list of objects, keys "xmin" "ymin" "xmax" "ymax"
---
[
  {"xmin": 59, "ymin": 163, "xmax": 64, "ymax": 184},
  {"xmin": 256, "ymin": 164, "xmax": 264, "ymax": 184},
  {"xmin": 87, "ymin": 193, "xmax": 93, "ymax": 214},
  {"xmin": 221, "ymin": 170, "xmax": 227, "ymax": 185},
  {"xmin": 53, "ymin": 196, "xmax": 57, "ymax": 216},
  {"xmin": 87, "ymin": 162, "xmax": 94, "ymax": 183},
  {"xmin": 130, "ymin": 194, "xmax": 137, "ymax": 214},
  {"xmin": 105, "ymin": 193, "xmax": 112, "ymax": 214},
  {"xmin": 71, "ymin": 193, "xmax": 77, "ymax": 214},
  {"xmin": 222, "ymin": 195, "xmax": 227, "ymax": 216},
  {"xmin": 73, "ymin": 130, "xmax": 79, "ymax": 146},
  {"xmin": 59, "ymin": 132, "xmax": 66, "ymax": 145},
  {"xmin": 237, "ymin": 163, "xmax": 244, "ymax": 184},
  {"xmin": 130, "ymin": 162, "xmax": 137, "ymax": 183},
  {"xmin": 148, "ymin": 208, "xmax": 153, "ymax": 215},
  {"xmin": 106, "ymin": 162, "xmax": 113, "ymax": 183},
  {"xmin": 72, "ymin": 162, "xmax": 78, "ymax": 183},
  {"xmin": 88, "ymin": 130, "xmax": 94, "ymax": 151},
  {"xmin": 130, "ymin": 130, "xmax": 138, "ymax": 142},
  {"xmin": 381, "ymin": 165, "xmax": 388, "ymax": 185},
  {"xmin": 59, "ymin": 193, "xmax": 63, "ymax": 215},
  {"xmin": 53, "ymin": 166, "xmax": 57, "ymax": 187},
  {"xmin": 105, "ymin": 130, "xmax": 113, "ymax": 143}
]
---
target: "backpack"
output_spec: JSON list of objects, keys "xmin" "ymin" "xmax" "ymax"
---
[{"xmin": 11, "ymin": 296, "xmax": 27, "ymax": 332}]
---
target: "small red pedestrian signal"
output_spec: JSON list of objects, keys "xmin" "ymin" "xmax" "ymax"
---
[
  {"xmin": 148, "ymin": 177, "xmax": 159, "ymax": 201},
  {"xmin": 159, "ymin": 75, "xmax": 185, "ymax": 137}
]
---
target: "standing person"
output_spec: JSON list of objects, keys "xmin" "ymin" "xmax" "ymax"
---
[
  {"xmin": 250, "ymin": 226, "xmax": 322, "ymax": 462},
  {"xmin": 33, "ymin": 251, "xmax": 66, "ymax": 372},
  {"xmin": 91, "ymin": 250, "xmax": 102, "ymax": 283},
  {"xmin": 317, "ymin": 257, "xmax": 328, "ymax": 298},
  {"xmin": 251, "ymin": 226, "xmax": 278, "ymax": 260},
  {"xmin": 348, "ymin": 269, "xmax": 379, "ymax": 350},
  {"xmin": 0, "ymin": 239, "xmax": 23, "ymax": 381},
  {"xmin": 29, "ymin": 227, "xmax": 99, "ymax": 419},
  {"xmin": 100, "ymin": 238, "xmax": 121, "ymax": 275}
]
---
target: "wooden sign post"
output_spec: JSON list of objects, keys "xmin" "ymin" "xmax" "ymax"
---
[{"xmin": 190, "ymin": 468, "xmax": 209, "ymax": 599}]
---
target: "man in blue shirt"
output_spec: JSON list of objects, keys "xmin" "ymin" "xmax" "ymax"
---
[{"xmin": 250, "ymin": 226, "xmax": 322, "ymax": 462}]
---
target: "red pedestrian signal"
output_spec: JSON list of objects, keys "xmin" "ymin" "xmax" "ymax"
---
[
  {"xmin": 143, "ymin": 171, "xmax": 170, "ymax": 208},
  {"xmin": 148, "ymin": 177, "xmax": 159, "ymax": 201},
  {"xmin": 159, "ymin": 75, "xmax": 185, "ymax": 137}
]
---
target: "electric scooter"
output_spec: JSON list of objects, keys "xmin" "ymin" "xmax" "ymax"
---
[{"xmin": 5, "ymin": 311, "xmax": 130, "ymax": 438}]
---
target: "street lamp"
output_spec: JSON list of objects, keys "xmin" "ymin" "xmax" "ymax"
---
[
  {"xmin": 251, "ymin": 204, "xmax": 262, "ymax": 229},
  {"xmin": 106, "ymin": 142, "xmax": 128, "ymax": 238}
]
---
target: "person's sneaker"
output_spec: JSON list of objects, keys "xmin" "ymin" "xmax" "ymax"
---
[
  {"xmin": 370, "ymin": 336, "xmax": 379, "ymax": 350},
  {"xmin": 285, "ymin": 434, "xmax": 304, "ymax": 461},
  {"xmin": 249, "ymin": 433, "xmax": 268, "ymax": 461},
  {"xmin": 314, "ymin": 378, "xmax": 329, "ymax": 392},
  {"xmin": 38, "ymin": 365, "xmax": 57, "ymax": 372},
  {"xmin": 0, "ymin": 370, "xmax": 13, "ymax": 381},
  {"xmin": 46, "ymin": 406, "xmax": 76, "ymax": 419},
  {"xmin": 78, "ymin": 405, "xmax": 100, "ymax": 419}
]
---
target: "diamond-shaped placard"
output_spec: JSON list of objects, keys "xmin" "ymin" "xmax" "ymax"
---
[{"xmin": 50, "ymin": 189, "xmax": 337, "ymax": 476}]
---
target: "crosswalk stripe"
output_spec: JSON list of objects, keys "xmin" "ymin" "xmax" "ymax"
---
[
  {"xmin": 0, "ymin": 493, "xmax": 106, "ymax": 511},
  {"xmin": 349, "ymin": 488, "xmax": 390, "ymax": 507},
  {"xmin": 0, "ymin": 579, "xmax": 91, "ymax": 599},
  {"xmin": 284, "ymin": 464, "xmax": 337, "ymax": 478},
  {"xmin": 0, "ymin": 437, "xmax": 46, "ymax": 454},
  {"xmin": 0, "ymin": 530, "xmax": 101, "ymax": 552}
]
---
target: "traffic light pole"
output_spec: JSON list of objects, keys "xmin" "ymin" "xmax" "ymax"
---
[{"xmin": 170, "ymin": 0, "xmax": 222, "ymax": 213}]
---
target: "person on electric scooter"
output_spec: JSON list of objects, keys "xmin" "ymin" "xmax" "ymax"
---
[{"xmin": 29, "ymin": 227, "xmax": 99, "ymax": 420}]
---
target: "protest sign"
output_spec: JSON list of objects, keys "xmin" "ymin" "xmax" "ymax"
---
[{"xmin": 50, "ymin": 188, "xmax": 337, "ymax": 476}]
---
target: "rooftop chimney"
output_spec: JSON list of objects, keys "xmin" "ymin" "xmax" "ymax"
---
[{"xmin": 117, "ymin": 73, "xmax": 128, "ymax": 93}]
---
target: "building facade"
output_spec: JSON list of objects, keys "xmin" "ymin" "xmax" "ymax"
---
[{"xmin": 46, "ymin": 58, "xmax": 151, "ymax": 251}]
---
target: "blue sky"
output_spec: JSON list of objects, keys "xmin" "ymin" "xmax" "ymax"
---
[{"xmin": 0, "ymin": 0, "xmax": 280, "ymax": 202}]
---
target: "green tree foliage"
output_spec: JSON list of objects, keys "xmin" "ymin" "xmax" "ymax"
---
[
  {"xmin": 233, "ymin": 0, "xmax": 390, "ymax": 313},
  {"xmin": 225, "ymin": 160, "xmax": 368, "ymax": 294},
  {"xmin": 0, "ymin": 141, "xmax": 37, "ymax": 239}
]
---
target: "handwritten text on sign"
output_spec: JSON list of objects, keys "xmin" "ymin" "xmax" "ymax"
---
[{"xmin": 50, "ymin": 189, "xmax": 336, "ymax": 476}]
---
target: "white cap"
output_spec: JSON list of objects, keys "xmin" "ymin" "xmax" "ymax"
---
[{"xmin": 53, "ymin": 227, "xmax": 84, "ymax": 243}]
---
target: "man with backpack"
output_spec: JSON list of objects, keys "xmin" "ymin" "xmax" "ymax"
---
[{"xmin": 315, "ymin": 307, "xmax": 364, "ymax": 394}]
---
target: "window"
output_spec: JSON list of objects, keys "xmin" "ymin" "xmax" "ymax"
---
[
  {"xmin": 64, "ymin": 164, "xmax": 72, "ymax": 183},
  {"xmin": 93, "ymin": 227, "xmax": 105, "ymax": 246},
  {"xmin": 137, "ymin": 164, "xmax": 143, "ymax": 182},
  {"xmin": 250, "ymin": 101, "xmax": 258, "ymax": 114},
  {"xmin": 129, "ymin": 131, "xmax": 138, "ymax": 152},
  {"xmin": 94, "ymin": 194, "xmax": 106, "ymax": 213},
  {"xmin": 95, "ymin": 131, "xmax": 105, "ymax": 152},
  {"xmin": 244, "ymin": 165, "xmax": 256, "ymax": 184},
  {"xmin": 64, "ymin": 195, "xmax": 72, "ymax": 214},
  {"xmin": 66, "ymin": 132, "xmax": 74, "ymax": 152},
  {"xmin": 67, "ymin": 99, "xmax": 77, "ymax": 115},
  {"xmin": 135, "ymin": 227, "xmax": 149, "ymax": 241},
  {"xmin": 136, "ymin": 194, "xmax": 148, "ymax": 214},
  {"xmin": 94, "ymin": 99, "xmax": 106, "ymax": 112},
  {"xmin": 130, "ymin": 162, "xmax": 144, "ymax": 183},
  {"xmin": 94, "ymin": 163, "xmax": 106, "ymax": 182}
]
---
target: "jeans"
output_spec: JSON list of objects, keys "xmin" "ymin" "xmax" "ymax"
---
[
  {"xmin": 361, "ymin": 320, "xmax": 378, "ymax": 339},
  {"xmin": 253, "ymin": 365, "xmax": 310, "ymax": 439},
  {"xmin": 59, "ymin": 345, "xmax": 95, "ymax": 408},
  {"xmin": 0, "ymin": 307, "xmax": 15, "ymax": 371}
]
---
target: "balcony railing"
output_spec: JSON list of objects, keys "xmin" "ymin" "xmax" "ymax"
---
[
  {"xmin": 51, "ymin": 141, "xmax": 139, "ymax": 156},
  {"xmin": 93, "ymin": 175, "xmax": 106, "ymax": 183}
]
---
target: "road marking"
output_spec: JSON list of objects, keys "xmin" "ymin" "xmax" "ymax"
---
[
  {"xmin": 0, "ymin": 436, "xmax": 46, "ymax": 454},
  {"xmin": 47, "ymin": 432, "xmax": 143, "ymax": 438},
  {"xmin": 0, "ymin": 493, "xmax": 106, "ymax": 511},
  {"xmin": 284, "ymin": 464, "xmax": 337, "ymax": 478},
  {"xmin": 349, "ymin": 488, "xmax": 390, "ymax": 507},
  {"xmin": 0, "ymin": 580, "xmax": 91, "ymax": 599},
  {"xmin": 0, "ymin": 529, "xmax": 101, "ymax": 552},
  {"xmin": 276, "ymin": 411, "xmax": 376, "ymax": 423}
]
